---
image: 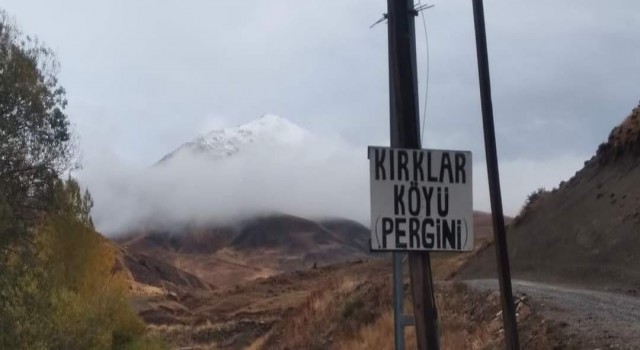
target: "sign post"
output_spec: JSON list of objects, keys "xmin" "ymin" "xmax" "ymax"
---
[
  {"xmin": 368, "ymin": 147, "xmax": 474, "ymax": 350},
  {"xmin": 375, "ymin": 1, "xmax": 518, "ymax": 349},
  {"xmin": 383, "ymin": 0, "xmax": 449, "ymax": 348},
  {"xmin": 368, "ymin": 147, "xmax": 474, "ymax": 349}
]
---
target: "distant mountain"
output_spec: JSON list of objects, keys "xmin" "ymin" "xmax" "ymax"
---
[
  {"xmin": 459, "ymin": 103, "xmax": 640, "ymax": 291},
  {"xmin": 121, "ymin": 225, "xmax": 237, "ymax": 256},
  {"xmin": 157, "ymin": 114, "xmax": 309, "ymax": 164},
  {"xmin": 317, "ymin": 219, "xmax": 371, "ymax": 254},
  {"xmin": 129, "ymin": 114, "xmax": 503, "ymax": 290},
  {"xmin": 116, "ymin": 115, "xmax": 378, "ymax": 287},
  {"xmin": 232, "ymin": 215, "xmax": 368, "ymax": 253}
]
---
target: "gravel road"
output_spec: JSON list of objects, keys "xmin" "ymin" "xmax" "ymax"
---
[{"xmin": 465, "ymin": 279, "xmax": 640, "ymax": 349}]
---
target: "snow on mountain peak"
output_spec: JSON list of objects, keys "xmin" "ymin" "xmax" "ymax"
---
[
  {"xmin": 234, "ymin": 113, "xmax": 308, "ymax": 141},
  {"xmin": 157, "ymin": 114, "xmax": 310, "ymax": 163}
]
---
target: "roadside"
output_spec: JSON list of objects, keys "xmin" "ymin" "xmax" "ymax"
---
[{"xmin": 465, "ymin": 279, "xmax": 640, "ymax": 349}]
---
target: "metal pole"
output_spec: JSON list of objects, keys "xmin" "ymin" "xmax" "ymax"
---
[
  {"xmin": 392, "ymin": 253, "xmax": 405, "ymax": 350},
  {"xmin": 386, "ymin": 0, "xmax": 439, "ymax": 348},
  {"xmin": 407, "ymin": 253, "xmax": 439, "ymax": 350},
  {"xmin": 471, "ymin": 1, "xmax": 520, "ymax": 349}
]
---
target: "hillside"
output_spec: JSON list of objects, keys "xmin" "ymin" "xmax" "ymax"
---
[
  {"xmin": 116, "ymin": 211, "xmax": 639, "ymax": 349},
  {"xmin": 118, "ymin": 214, "xmax": 372, "ymax": 287},
  {"xmin": 113, "ymin": 245, "xmax": 212, "ymax": 294},
  {"xmin": 459, "ymin": 103, "xmax": 640, "ymax": 291}
]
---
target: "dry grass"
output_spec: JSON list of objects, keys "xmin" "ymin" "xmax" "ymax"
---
[
  {"xmin": 436, "ymin": 282, "xmax": 498, "ymax": 349},
  {"xmin": 335, "ymin": 282, "xmax": 553, "ymax": 350},
  {"xmin": 336, "ymin": 284, "xmax": 496, "ymax": 350},
  {"xmin": 134, "ymin": 240, "xmax": 558, "ymax": 350},
  {"xmin": 146, "ymin": 322, "xmax": 219, "ymax": 348},
  {"xmin": 148, "ymin": 318, "xmax": 272, "ymax": 349},
  {"xmin": 254, "ymin": 268, "xmax": 526, "ymax": 350},
  {"xmin": 259, "ymin": 273, "xmax": 392, "ymax": 349},
  {"xmin": 338, "ymin": 311, "xmax": 417, "ymax": 350}
]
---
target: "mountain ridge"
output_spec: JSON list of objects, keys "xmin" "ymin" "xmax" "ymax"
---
[{"xmin": 116, "ymin": 213, "xmax": 373, "ymax": 287}]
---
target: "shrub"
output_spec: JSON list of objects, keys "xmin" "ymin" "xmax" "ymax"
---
[{"xmin": 513, "ymin": 187, "xmax": 547, "ymax": 226}]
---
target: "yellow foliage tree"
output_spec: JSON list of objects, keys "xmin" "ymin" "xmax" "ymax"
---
[
  {"xmin": 34, "ymin": 179, "xmax": 163, "ymax": 350},
  {"xmin": 0, "ymin": 179, "xmax": 166, "ymax": 350}
]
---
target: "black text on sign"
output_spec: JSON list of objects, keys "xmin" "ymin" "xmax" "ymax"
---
[{"xmin": 368, "ymin": 147, "xmax": 474, "ymax": 252}]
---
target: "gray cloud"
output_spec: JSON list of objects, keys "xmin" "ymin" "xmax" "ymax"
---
[
  {"xmin": 2, "ymin": 0, "xmax": 639, "ymax": 231},
  {"xmin": 79, "ymin": 124, "xmax": 585, "ymax": 235},
  {"xmin": 79, "ymin": 131, "xmax": 372, "ymax": 234}
]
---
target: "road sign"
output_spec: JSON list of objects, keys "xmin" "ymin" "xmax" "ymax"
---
[{"xmin": 369, "ymin": 146, "xmax": 473, "ymax": 252}]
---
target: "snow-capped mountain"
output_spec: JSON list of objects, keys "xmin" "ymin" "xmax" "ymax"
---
[{"xmin": 157, "ymin": 114, "xmax": 309, "ymax": 164}]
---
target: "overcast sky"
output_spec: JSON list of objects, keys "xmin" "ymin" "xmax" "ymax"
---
[{"xmin": 2, "ymin": 0, "xmax": 639, "ymax": 229}]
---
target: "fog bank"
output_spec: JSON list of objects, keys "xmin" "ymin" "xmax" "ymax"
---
[{"xmin": 79, "ymin": 133, "xmax": 586, "ymax": 236}]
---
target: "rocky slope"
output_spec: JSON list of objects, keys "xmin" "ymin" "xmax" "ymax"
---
[
  {"xmin": 113, "ymin": 245, "xmax": 211, "ymax": 294},
  {"xmin": 459, "ymin": 103, "xmax": 640, "ymax": 291}
]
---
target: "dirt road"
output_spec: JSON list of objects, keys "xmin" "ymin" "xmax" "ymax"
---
[{"xmin": 465, "ymin": 279, "xmax": 640, "ymax": 349}]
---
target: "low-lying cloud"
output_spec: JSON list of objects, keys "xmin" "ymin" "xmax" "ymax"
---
[
  {"xmin": 79, "ymin": 131, "xmax": 588, "ymax": 236},
  {"xmin": 80, "ymin": 134, "xmax": 370, "ymax": 234}
]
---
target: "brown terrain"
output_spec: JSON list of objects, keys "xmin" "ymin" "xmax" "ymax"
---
[
  {"xmin": 113, "ymin": 211, "xmax": 539, "ymax": 349},
  {"xmin": 114, "ymin": 207, "xmax": 640, "ymax": 349},
  {"xmin": 113, "ymin": 245, "xmax": 212, "ymax": 294},
  {"xmin": 117, "ymin": 214, "xmax": 372, "ymax": 288},
  {"xmin": 459, "ymin": 103, "xmax": 640, "ymax": 292},
  {"xmin": 107, "ymin": 104, "xmax": 640, "ymax": 349}
]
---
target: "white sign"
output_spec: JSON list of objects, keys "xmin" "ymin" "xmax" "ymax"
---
[{"xmin": 368, "ymin": 147, "xmax": 473, "ymax": 252}]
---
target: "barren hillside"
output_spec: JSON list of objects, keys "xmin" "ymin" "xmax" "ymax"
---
[
  {"xmin": 113, "ymin": 245, "xmax": 212, "ymax": 294},
  {"xmin": 459, "ymin": 103, "xmax": 640, "ymax": 292},
  {"xmin": 117, "ymin": 214, "xmax": 372, "ymax": 288}
]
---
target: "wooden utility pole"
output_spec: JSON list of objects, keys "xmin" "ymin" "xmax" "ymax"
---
[
  {"xmin": 386, "ymin": 0, "xmax": 439, "ymax": 349},
  {"xmin": 471, "ymin": 0, "xmax": 520, "ymax": 349}
]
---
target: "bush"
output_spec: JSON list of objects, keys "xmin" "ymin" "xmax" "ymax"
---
[
  {"xmin": 513, "ymin": 187, "xmax": 547, "ymax": 226},
  {"xmin": 0, "ymin": 179, "xmax": 166, "ymax": 349}
]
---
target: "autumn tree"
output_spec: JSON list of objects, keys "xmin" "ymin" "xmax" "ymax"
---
[
  {"xmin": 0, "ymin": 9, "xmax": 73, "ymax": 252},
  {"xmin": 0, "ymin": 11, "xmax": 165, "ymax": 349},
  {"xmin": 37, "ymin": 179, "xmax": 158, "ymax": 349},
  {"xmin": 0, "ymin": 178, "xmax": 166, "ymax": 349},
  {"xmin": 0, "ymin": 10, "xmax": 74, "ymax": 346}
]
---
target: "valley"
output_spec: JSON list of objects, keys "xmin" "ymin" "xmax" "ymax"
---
[
  {"xmin": 113, "ymin": 211, "xmax": 497, "ymax": 349},
  {"xmin": 112, "ymin": 105, "xmax": 640, "ymax": 349},
  {"xmin": 3, "ymin": 3, "xmax": 640, "ymax": 349}
]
